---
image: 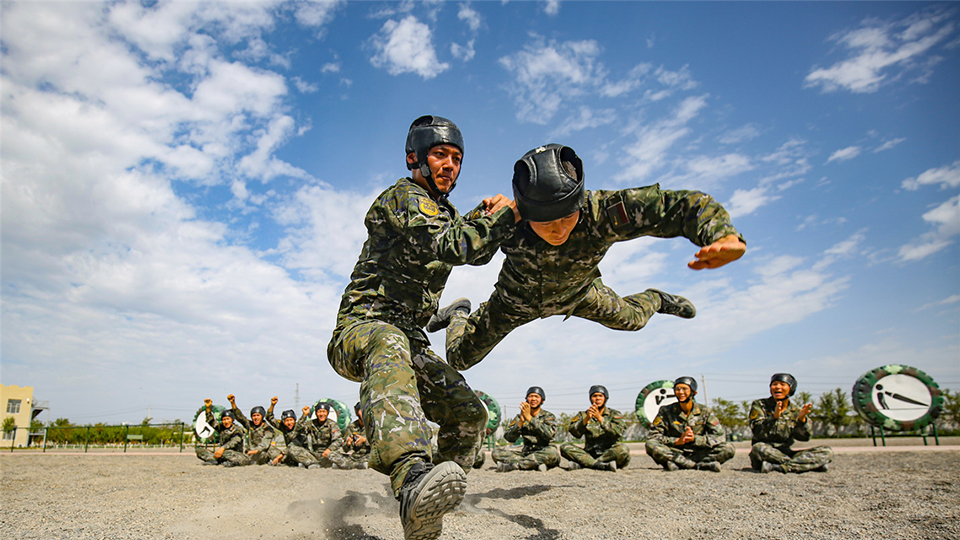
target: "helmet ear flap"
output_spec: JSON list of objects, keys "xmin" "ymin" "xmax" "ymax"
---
[{"xmin": 513, "ymin": 160, "xmax": 532, "ymax": 195}]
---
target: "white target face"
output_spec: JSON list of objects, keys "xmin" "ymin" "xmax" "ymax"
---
[
  {"xmin": 870, "ymin": 374, "xmax": 932, "ymax": 422},
  {"xmin": 328, "ymin": 410, "xmax": 339, "ymax": 424},
  {"xmin": 644, "ymin": 387, "xmax": 677, "ymax": 423},
  {"xmin": 195, "ymin": 415, "xmax": 214, "ymax": 439}
]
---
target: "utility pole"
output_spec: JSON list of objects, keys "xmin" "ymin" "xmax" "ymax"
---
[
  {"xmin": 701, "ymin": 375, "xmax": 708, "ymax": 406},
  {"xmin": 295, "ymin": 383, "xmax": 300, "ymax": 410}
]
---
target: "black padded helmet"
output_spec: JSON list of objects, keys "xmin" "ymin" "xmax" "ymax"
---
[
  {"xmin": 221, "ymin": 409, "xmax": 235, "ymax": 420},
  {"xmin": 526, "ymin": 386, "xmax": 546, "ymax": 403},
  {"xmin": 405, "ymin": 115, "xmax": 464, "ymax": 198},
  {"xmin": 771, "ymin": 373, "xmax": 797, "ymax": 397},
  {"xmin": 280, "ymin": 409, "xmax": 297, "ymax": 421},
  {"xmin": 513, "ymin": 144, "xmax": 584, "ymax": 222},
  {"xmin": 674, "ymin": 376, "xmax": 698, "ymax": 393},
  {"xmin": 250, "ymin": 406, "xmax": 266, "ymax": 417},
  {"xmin": 588, "ymin": 385, "xmax": 609, "ymax": 401},
  {"xmin": 314, "ymin": 402, "xmax": 332, "ymax": 412}
]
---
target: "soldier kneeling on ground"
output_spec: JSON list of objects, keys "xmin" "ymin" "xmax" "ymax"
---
[{"xmin": 645, "ymin": 377, "xmax": 735, "ymax": 472}]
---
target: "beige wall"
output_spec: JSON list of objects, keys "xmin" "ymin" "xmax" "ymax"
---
[{"xmin": 1, "ymin": 384, "xmax": 35, "ymax": 448}]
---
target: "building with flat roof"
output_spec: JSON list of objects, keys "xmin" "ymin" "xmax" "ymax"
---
[{"xmin": 1, "ymin": 384, "xmax": 48, "ymax": 448}]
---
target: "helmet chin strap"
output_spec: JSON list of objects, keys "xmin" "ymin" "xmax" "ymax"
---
[{"xmin": 419, "ymin": 162, "xmax": 455, "ymax": 200}]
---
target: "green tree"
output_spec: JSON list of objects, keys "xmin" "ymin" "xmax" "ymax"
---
[
  {"xmin": 939, "ymin": 389, "xmax": 960, "ymax": 431},
  {"xmin": 712, "ymin": 397, "xmax": 745, "ymax": 439},
  {"xmin": 815, "ymin": 388, "xmax": 851, "ymax": 437},
  {"xmin": 2, "ymin": 416, "xmax": 16, "ymax": 436}
]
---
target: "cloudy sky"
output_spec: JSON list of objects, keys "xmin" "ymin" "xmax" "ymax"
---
[{"xmin": 3, "ymin": 1, "xmax": 958, "ymax": 425}]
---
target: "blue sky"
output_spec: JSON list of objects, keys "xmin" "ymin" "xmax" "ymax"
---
[{"xmin": 2, "ymin": 1, "xmax": 958, "ymax": 424}]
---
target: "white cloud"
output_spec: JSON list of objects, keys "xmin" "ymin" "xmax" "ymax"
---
[
  {"xmin": 614, "ymin": 95, "xmax": 708, "ymax": 183},
  {"xmin": 805, "ymin": 8, "xmax": 956, "ymax": 93},
  {"xmin": 369, "ymin": 16, "xmax": 449, "ymax": 79},
  {"xmin": 902, "ymin": 160, "xmax": 960, "ymax": 190},
  {"xmin": 719, "ymin": 124, "xmax": 761, "ymax": 145},
  {"xmin": 543, "ymin": 0, "xmax": 561, "ymax": 16},
  {"xmin": 826, "ymin": 146, "xmax": 862, "ymax": 163},
  {"xmin": 898, "ymin": 195, "xmax": 960, "ymax": 261},
  {"xmin": 294, "ymin": 0, "xmax": 344, "ymax": 29},
  {"xmin": 726, "ymin": 186, "xmax": 777, "ymax": 218},
  {"xmin": 451, "ymin": 40, "xmax": 476, "ymax": 61},
  {"xmin": 874, "ymin": 137, "xmax": 906, "ymax": 153},
  {"xmin": 550, "ymin": 106, "xmax": 617, "ymax": 137},
  {"xmin": 457, "ymin": 4, "xmax": 481, "ymax": 32},
  {"xmin": 293, "ymin": 76, "xmax": 319, "ymax": 93}
]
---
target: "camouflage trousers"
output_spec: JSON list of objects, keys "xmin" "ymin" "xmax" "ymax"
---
[
  {"xmin": 195, "ymin": 446, "xmax": 251, "ymax": 467},
  {"xmin": 446, "ymin": 279, "xmax": 660, "ymax": 370},
  {"xmin": 336, "ymin": 449, "xmax": 371, "ymax": 469},
  {"xmin": 645, "ymin": 440, "xmax": 736, "ymax": 468},
  {"xmin": 277, "ymin": 444, "xmax": 319, "ymax": 468},
  {"xmin": 491, "ymin": 445, "xmax": 561, "ymax": 470},
  {"xmin": 749, "ymin": 443, "xmax": 833, "ymax": 473},
  {"xmin": 247, "ymin": 446, "xmax": 282, "ymax": 465},
  {"xmin": 560, "ymin": 441, "xmax": 631, "ymax": 469},
  {"xmin": 309, "ymin": 447, "xmax": 350, "ymax": 468},
  {"xmin": 328, "ymin": 320, "xmax": 486, "ymax": 497}
]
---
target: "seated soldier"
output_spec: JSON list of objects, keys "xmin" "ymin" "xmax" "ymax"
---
[
  {"xmin": 228, "ymin": 394, "xmax": 280, "ymax": 465},
  {"xmin": 491, "ymin": 386, "xmax": 560, "ymax": 472},
  {"xmin": 645, "ymin": 377, "xmax": 734, "ymax": 472},
  {"xmin": 750, "ymin": 373, "xmax": 833, "ymax": 473},
  {"xmin": 303, "ymin": 402, "xmax": 349, "ymax": 469},
  {"xmin": 265, "ymin": 396, "xmax": 320, "ymax": 469},
  {"xmin": 559, "ymin": 385, "xmax": 626, "ymax": 472},
  {"xmin": 196, "ymin": 398, "xmax": 249, "ymax": 467},
  {"xmin": 337, "ymin": 402, "xmax": 371, "ymax": 469}
]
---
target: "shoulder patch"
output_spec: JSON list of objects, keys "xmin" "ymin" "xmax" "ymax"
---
[
  {"xmin": 652, "ymin": 417, "xmax": 662, "ymax": 426},
  {"xmin": 749, "ymin": 410, "xmax": 759, "ymax": 420},
  {"xmin": 419, "ymin": 197, "xmax": 439, "ymax": 216}
]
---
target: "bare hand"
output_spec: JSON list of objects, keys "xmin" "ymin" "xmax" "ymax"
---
[
  {"xmin": 213, "ymin": 447, "xmax": 224, "ymax": 459},
  {"xmin": 227, "ymin": 394, "xmax": 236, "ymax": 403},
  {"xmin": 688, "ymin": 234, "xmax": 745, "ymax": 270},
  {"xmin": 587, "ymin": 404, "xmax": 602, "ymax": 422},
  {"xmin": 483, "ymin": 194, "xmax": 520, "ymax": 223},
  {"xmin": 204, "ymin": 398, "xmax": 212, "ymax": 408},
  {"xmin": 773, "ymin": 399, "xmax": 786, "ymax": 420},
  {"xmin": 519, "ymin": 401, "xmax": 532, "ymax": 423},
  {"xmin": 302, "ymin": 406, "xmax": 311, "ymax": 416},
  {"xmin": 798, "ymin": 403, "xmax": 813, "ymax": 423},
  {"xmin": 676, "ymin": 426, "xmax": 695, "ymax": 446},
  {"xmin": 272, "ymin": 455, "xmax": 282, "ymax": 465},
  {"xmin": 247, "ymin": 449, "xmax": 259, "ymax": 456},
  {"xmin": 270, "ymin": 396, "xmax": 279, "ymax": 406},
  {"xmin": 356, "ymin": 435, "xmax": 366, "ymax": 445},
  {"xmin": 322, "ymin": 449, "xmax": 331, "ymax": 459}
]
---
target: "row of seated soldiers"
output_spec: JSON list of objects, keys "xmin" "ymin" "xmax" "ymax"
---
[
  {"xmin": 492, "ymin": 374, "xmax": 833, "ymax": 474},
  {"xmin": 196, "ymin": 395, "xmax": 370, "ymax": 469}
]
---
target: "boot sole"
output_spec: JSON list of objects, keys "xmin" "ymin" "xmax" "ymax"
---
[{"xmin": 403, "ymin": 461, "xmax": 467, "ymax": 540}]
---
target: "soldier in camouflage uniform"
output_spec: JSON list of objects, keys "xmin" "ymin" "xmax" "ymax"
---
[
  {"xmin": 559, "ymin": 385, "xmax": 627, "ymax": 471},
  {"xmin": 335, "ymin": 402, "xmax": 370, "ymax": 469},
  {"xmin": 430, "ymin": 144, "xmax": 746, "ymax": 371},
  {"xmin": 326, "ymin": 115, "xmax": 518, "ymax": 540},
  {"xmin": 645, "ymin": 377, "xmax": 735, "ymax": 472},
  {"xmin": 227, "ymin": 394, "xmax": 280, "ymax": 465},
  {"xmin": 195, "ymin": 399, "xmax": 250, "ymax": 467},
  {"xmin": 491, "ymin": 386, "xmax": 560, "ymax": 472},
  {"xmin": 265, "ymin": 397, "xmax": 320, "ymax": 469},
  {"xmin": 303, "ymin": 403, "xmax": 349, "ymax": 468},
  {"xmin": 750, "ymin": 373, "xmax": 833, "ymax": 473}
]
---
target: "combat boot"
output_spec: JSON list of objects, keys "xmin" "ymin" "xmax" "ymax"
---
[
  {"xmin": 760, "ymin": 461, "xmax": 784, "ymax": 474},
  {"xmin": 425, "ymin": 298, "xmax": 471, "ymax": 332},
  {"xmin": 399, "ymin": 461, "xmax": 467, "ymax": 540},
  {"xmin": 663, "ymin": 461, "xmax": 679, "ymax": 471},
  {"xmin": 537, "ymin": 463, "xmax": 548, "ymax": 472},
  {"xmin": 496, "ymin": 461, "xmax": 516, "ymax": 473},
  {"xmin": 696, "ymin": 461, "xmax": 721, "ymax": 473},
  {"xmin": 592, "ymin": 461, "xmax": 617, "ymax": 472},
  {"xmin": 648, "ymin": 289, "xmax": 696, "ymax": 319},
  {"xmin": 472, "ymin": 450, "xmax": 486, "ymax": 469},
  {"xmin": 567, "ymin": 462, "xmax": 581, "ymax": 471},
  {"xmin": 674, "ymin": 455, "xmax": 698, "ymax": 470}
]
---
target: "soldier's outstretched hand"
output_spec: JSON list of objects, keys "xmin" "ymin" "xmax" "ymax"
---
[
  {"xmin": 483, "ymin": 194, "xmax": 520, "ymax": 223},
  {"xmin": 204, "ymin": 398, "xmax": 213, "ymax": 408},
  {"xmin": 227, "ymin": 394, "xmax": 236, "ymax": 404},
  {"xmin": 302, "ymin": 406, "xmax": 311, "ymax": 416},
  {"xmin": 271, "ymin": 396, "xmax": 279, "ymax": 406},
  {"xmin": 688, "ymin": 234, "xmax": 745, "ymax": 270}
]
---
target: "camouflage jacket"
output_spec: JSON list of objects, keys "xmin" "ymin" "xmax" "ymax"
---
[
  {"xmin": 265, "ymin": 408, "xmax": 310, "ymax": 448},
  {"xmin": 567, "ymin": 407, "xmax": 626, "ymax": 454},
  {"xmin": 205, "ymin": 409, "xmax": 245, "ymax": 453},
  {"xmin": 342, "ymin": 420, "xmax": 370, "ymax": 453},
  {"xmin": 649, "ymin": 401, "xmax": 727, "ymax": 449},
  {"xmin": 503, "ymin": 409, "xmax": 558, "ymax": 452},
  {"xmin": 333, "ymin": 178, "xmax": 515, "ymax": 348},
  {"xmin": 749, "ymin": 397, "xmax": 811, "ymax": 446},
  {"xmin": 305, "ymin": 417, "xmax": 343, "ymax": 454},
  {"xmin": 492, "ymin": 187, "xmax": 743, "ymax": 317},
  {"xmin": 231, "ymin": 407, "xmax": 277, "ymax": 453}
]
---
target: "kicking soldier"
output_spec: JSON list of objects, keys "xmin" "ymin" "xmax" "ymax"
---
[
  {"xmin": 304, "ymin": 403, "xmax": 349, "ymax": 468},
  {"xmin": 227, "ymin": 394, "xmax": 280, "ymax": 465},
  {"xmin": 429, "ymin": 144, "xmax": 746, "ymax": 371},
  {"xmin": 559, "ymin": 385, "xmax": 627, "ymax": 472},
  {"xmin": 196, "ymin": 398, "xmax": 250, "ymax": 467},
  {"xmin": 326, "ymin": 115, "xmax": 519, "ymax": 540},
  {"xmin": 750, "ymin": 373, "xmax": 833, "ymax": 473},
  {"xmin": 492, "ymin": 386, "xmax": 560, "ymax": 472},
  {"xmin": 266, "ymin": 397, "xmax": 320, "ymax": 469},
  {"xmin": 645, "ymin": 377, "xmax": 735, "ymax": 472}
]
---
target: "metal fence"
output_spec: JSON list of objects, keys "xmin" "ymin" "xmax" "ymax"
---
[{"xmin": 2, "ymin": 423, "xmax": 193, "ymax": 453}]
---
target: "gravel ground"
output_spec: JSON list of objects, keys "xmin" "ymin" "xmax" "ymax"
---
[{"xmin": 2, "ymin": 444, "xmax": 958, "ymax": 540}]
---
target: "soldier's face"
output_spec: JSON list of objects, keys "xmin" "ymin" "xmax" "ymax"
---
[
  {"xmin": 526, "ymin": 393, "xmax": 543, "ymax": 409},
  {"xmin": 410, "ymin": 144, "xmax": 462, "ymax": 195},
  {"xmin": 221, "ymin": 416, "xmax": 233, "ymax": 428},
  {"xmin": 590, "ymin": 393, "xmax": 606, "ymax": 408},
  {"xmin": 770, "ymin": 381, "xmax": 791, "ymax": 400},
  {"xmin": 674, "ymin": 384, "xmax": 693, "ymax": 402},
  {"xmin": 529, "ymin": 211, "xmax": 580, "ymax": 246},
  {"xmin": 283, "ymin": 417, "xmax": 296, "ymax": 429},
  {"xmin": 316, "ymin": 408, "xmax": 329, "ymax": 422},
  {"xmin": 251, "ymin": 413, "xmax": 263, "ymax": 425}
]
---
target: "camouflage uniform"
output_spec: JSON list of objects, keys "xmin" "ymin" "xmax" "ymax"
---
[
  {"xmin": 646, "ymin": 401, "xmax": 735, "ymax": 468},
  {"xmin": 195, "ymin": 409, "xmax": 250, "ymax": 467},
  {"xmin": 327, "ymin": 177, "xmax": 516, "ymax": 497},
  {"xmin": 492, "ymin": 410, "xmax": 561, "ymax": 470},
  {"xmin": 266, "ymin": 408, "xmax": 319, "ymax": 468},
  {"xmin": 336, "ymin": 419, "xmax": 371, "ymax": 468},
  {"xmin": 305, "ymin": 416, "xmax": 348, "ymax": 468},
  {"xmin": 749, "ymin": 397, "xmax": 833, "ymax": 473},
  {"xmin": 560, "ymin": 407, "xmax": 631, "ymax": 468},
  {"xmin": 232, "ymin": 407, "xmax": 281, "ymax": 465},
  {"xmin": 445, "ymin": 187, "xmax": 744, "ymax": 370}
]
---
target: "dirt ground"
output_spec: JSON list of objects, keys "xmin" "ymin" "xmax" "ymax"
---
[{"xmin": 1, "ymin": 441, "xmax": 958, "ymax": 540}]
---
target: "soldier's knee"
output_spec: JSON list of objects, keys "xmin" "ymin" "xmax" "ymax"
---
[{"xmin": 644, "ymin": 440, "xmax": 661, "ymax": 455}]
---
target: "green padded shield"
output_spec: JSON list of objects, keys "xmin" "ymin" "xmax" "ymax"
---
[
  {"xmin": 193, "ymin": 404, "xmax": 225, "ymax": 443},
  {"xmin": 635, "ymin": 380, "xmax": 677, "ymax": 427},
  {"xmin": 852, "ymin": 364, "xmax": 943, "ymax": 431},
  {"xmin": 313, "ymin": 399, "xmax": 352, "ymax": 432},
  {"xmin": 474, "ymin": 390, "xmax": 501, "ymax": 431}
]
